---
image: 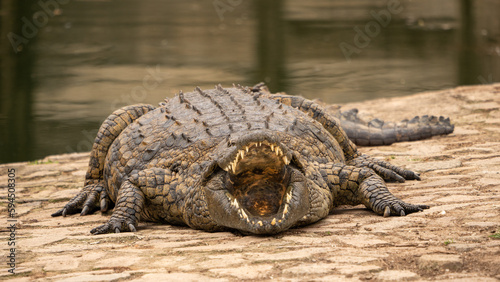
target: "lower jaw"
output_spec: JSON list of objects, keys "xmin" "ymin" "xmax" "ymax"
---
[
  {"xmin": 231, "ymin": 217, "xmax": 292, "ymax": 235},
  {"xmin": 226, "ymin": 187, "xmax": 296, "ymax": 233},
  {"xmin": 224, "ymin": 200, "xmax": 308, "ymax": 235},
  {"xmin": 234, "ymin": 210, "xmax": 289, "ymax": 234}
]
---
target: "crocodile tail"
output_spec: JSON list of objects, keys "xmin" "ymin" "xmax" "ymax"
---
[
  {"xmin": 339, "ymin": 109, "xmax": 455, "ymax": 146},
  {"xmin": 84, "ymin": 104, "xmax": 156, "ymax": 185}
]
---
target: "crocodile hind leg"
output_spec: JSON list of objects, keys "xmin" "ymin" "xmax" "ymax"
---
[
  {"xmin": 264, "ymin": 92, "xmax": 420, "ymax": 182},
  {"xmin": 52, "ymin": 104, "xmax": 155, "ymax": 217},
  {"xmin": 320, "ymin": 164, "xmax": 429, "ymax": 216},
  {"xmin": 347, "ymin": 154, "xmax": 420, "ymax": 183}
]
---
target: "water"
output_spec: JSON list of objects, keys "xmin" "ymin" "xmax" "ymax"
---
[{"xmin": 1, "ymin": 0, "xmax": 499, "ymax": 163}]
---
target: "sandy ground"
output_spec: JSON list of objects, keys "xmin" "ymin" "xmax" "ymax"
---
[{"xmin": 1, "ymin": 84, "xmax": 499, "ymax": 281}]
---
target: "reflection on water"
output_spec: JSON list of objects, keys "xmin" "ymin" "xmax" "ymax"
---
[{"xmin": 1, "ymin": 0, "xmax": 499, "ymax": 163}]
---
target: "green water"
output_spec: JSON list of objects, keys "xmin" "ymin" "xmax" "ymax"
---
[{"xmin": 1, "ymin": 0, "xmax": 499, "ymax": 163}]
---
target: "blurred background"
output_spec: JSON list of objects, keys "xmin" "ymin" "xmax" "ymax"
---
[{"xmin": 1, "ymin": 0, "xmax": 499, "ymax": 163}]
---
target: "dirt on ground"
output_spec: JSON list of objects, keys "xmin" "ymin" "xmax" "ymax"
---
[{"xmin": 1, "ymin": 84, "xmax": 499, "ymax": 281}]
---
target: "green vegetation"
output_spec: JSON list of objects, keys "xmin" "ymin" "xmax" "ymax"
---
[
  {"xmin": 443, "ymin": 239, "xmax": 454, "ymax": 245},
  {"xmin": 28, "ymin": 159, "xmax": 57, "ymax": 165},
  {"xmin": 490, "ymin": 229, "xmax": 500, "ymax": 239}
]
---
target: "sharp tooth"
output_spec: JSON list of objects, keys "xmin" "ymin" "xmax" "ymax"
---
[
  {"xmin": 232, "ymin": 165, "xmax": 236, "ymax": 174},
  {"xmin": 270, "ymin": 144, "xmax": 274, "ymax": 151},
  {"xmin": 286, "ymin": 191, "xmax": 292, "ymax": 203},
  {"xmin": 238, "ymin": 208, "xmax": 248, "ymax": 220},
  {"xmin": 275, "ymin": 148, "xmax": 279, "ymax": 156},
  {"xmin": 223, "ymin": 166, "xmax": 228, "ymax": 172},
  {"xmin": 257, "ymin": 221, "xmax": 263, "ymax": 226},
  {"xmin": 240, "ymin": 150, "xmax": 245, "ymax": 159},
  {"xmin": 232, "ymin": 198, "xmax": 239, "ymax": 208},
  {"xmin": 278, "ymin": 148, "xmax": 283, "ymax": 156},
  {"xmin": 258, "ymin": 142, "xmax": 262, "ymax": 147},
  {"xmin": 245, "ymin": 146, "xmax": 249, "ymax": 153},
  {"xmin": 283, "ymin": 156, "xmax": 288, "ymax": 165},
  {"xmin": 271, "ymin": 218, "xmax": 276, "ymax": 225},
  {"xmin": 240, "ymin": 209, "xmax": 248, "ymax": 219},
  {"xmin": 283, "ymin": 204, "xmax": 289, "ymax": 215}
]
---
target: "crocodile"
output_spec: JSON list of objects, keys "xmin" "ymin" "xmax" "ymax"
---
[{"xmin": 52, "ymin": 84, "xmax": 454, "ymax": 235}]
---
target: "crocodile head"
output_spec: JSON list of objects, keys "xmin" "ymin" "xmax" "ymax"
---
[{"xmin": 202, "ymin": 131, "xmax": 312, "ymax": 234}]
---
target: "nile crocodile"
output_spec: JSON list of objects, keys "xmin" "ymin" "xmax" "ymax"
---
[{"xmin": 52, "ymin": 84, "xmax": 454, "ymax": 235}]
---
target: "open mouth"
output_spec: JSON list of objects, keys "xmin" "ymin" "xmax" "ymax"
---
[
  {"xmin": 221, "ymin": 140, "xmax": 294, "ymax": 225},
  {"xmin": 203, "ymin": 131, "xmax": 310, "ymax": 234}
]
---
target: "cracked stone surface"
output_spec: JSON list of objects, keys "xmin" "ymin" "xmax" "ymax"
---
[{"xmin": 1, "ymin": 84, "xmax": 499, "ymax": 281}]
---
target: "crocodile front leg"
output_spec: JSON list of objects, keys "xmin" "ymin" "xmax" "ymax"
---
[
  {"xmin": 91, "ymin": 180, "xmax": 144, "ymax": 234},
  {"xmin": 52, "ymin": 104, "xmax": 156, "ymax": 218},
  {"xmin": 51, "ymin": 183, "xmax": 107, "ymax": 217},
  {"xmin": 320, "ymin": 164, "xmax": 428, "ymax": 216},
  {"xmin": 91, "ymin": 168, "xmax": 176, "ymax": 234}
]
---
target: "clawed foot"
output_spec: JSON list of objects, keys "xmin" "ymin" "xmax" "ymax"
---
[
  {"xmin": 350, "ymin": 154, "xmax": 420, "ymax": 183},
  {"xmin": 51, "ymin": 183, "xmax": 110, "ymax": 217},
  {"xmin": 90, "ymin": 217, "xmax": 137, "ymax": 235},
  {"xmin": 360, "ymin": 174, "xmax": 429, "ymax": 217},
  {"xmin": 380, "ymin": 201, "xmax": 429, "ymax": 217}
]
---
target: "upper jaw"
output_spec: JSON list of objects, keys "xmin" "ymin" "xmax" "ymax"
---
[
  {"xmin": 221, "ymin": 140, "xmax": 291, "ymax": 174},
  {"xmin": 217, "ymin": 131, "xmax": 294, "ymax": 175}
]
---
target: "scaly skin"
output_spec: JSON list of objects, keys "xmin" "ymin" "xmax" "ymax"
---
[
  {"xmin": 336, "ymin": 108, "xmax": 454, "ymax": 146},
  {"xmin": 53, "ymin": 84, "xmax": 443, "ymax": 235}
]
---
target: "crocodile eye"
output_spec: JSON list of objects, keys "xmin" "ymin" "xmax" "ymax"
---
[
  {"xmin": 227, "ymin": 139, "xmax": 236, "ymax": 147},
  {"xmin": 201, "ymin": 161, "xmax": 221, "ymax": 183}
]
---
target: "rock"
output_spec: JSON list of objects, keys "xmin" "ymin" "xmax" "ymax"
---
[
  {"xmin": 376, "ymin": 270, "xmax": 419, "ymax": 281},
  {"xmin": 132, "ymin": 273, "xmax": 227, "ymax": 282},
  {"xmin": 449, "ymin": 243, "xmax": 480, "ymax": 252},
  {"xmin": 406, "ymin": 159, "xmax": 462, "ymax": 172},
  {"xmin": 209, "ymin": 264, "xmax": 273, "ymax": 279},
  {"xmin": 41, "ymin": 256, "xmax": 80, "ymax": 272},
  {"xmin": 53, "ymin": 272, "xmax": 131, "ymax": 282},
  {"xmin": 334, "ymin": 264, "xmax": 382, "ymax": 275},
  {"xmin": 283, "ymin": 263, "xmax": 337, "ymax": 275},
  {"xmin": 246, "ymin": 247, "xmax": 327, "ymax": 261},
  {"xmin": 418, "ymin": 254, "xmax": 463, "ymax": 272}
]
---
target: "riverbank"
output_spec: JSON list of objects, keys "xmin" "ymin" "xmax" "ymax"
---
[{"xmin": 1, "ymin": 84, "xmax": 499, "ymax": 281}]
